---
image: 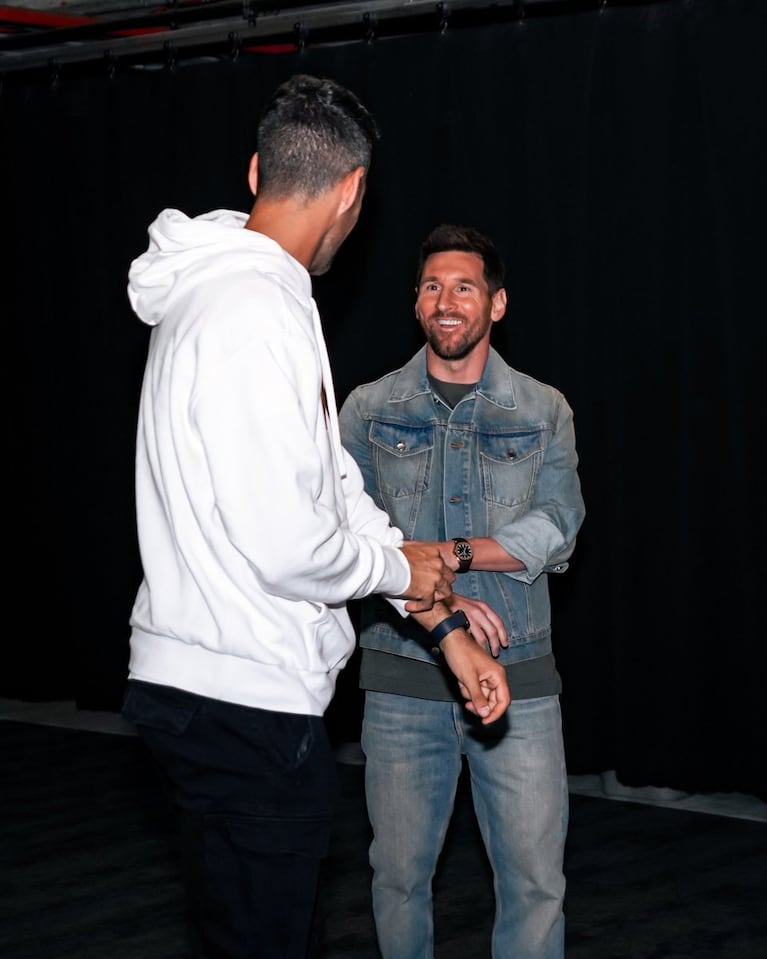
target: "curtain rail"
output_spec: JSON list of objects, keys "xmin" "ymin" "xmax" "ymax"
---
[{"xmin": 0, "ymin": 0, "xmax": 679, "ymax": 77}]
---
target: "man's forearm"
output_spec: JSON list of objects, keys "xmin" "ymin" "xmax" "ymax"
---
[
  {"xmin": 409, "ymin": 601, "xmax": 456, "ymax": 634},
  {"xmin": 438, "ymin": 536, "xmax": 527, "ymax": 573}
]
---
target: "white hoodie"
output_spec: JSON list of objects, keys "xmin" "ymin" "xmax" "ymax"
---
[{"xmin": 127, "ymin": 209, "xmax": 410, "ymax": 715}]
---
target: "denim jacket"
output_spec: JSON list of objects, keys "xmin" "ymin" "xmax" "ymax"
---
[{"xmin": 338, "ymin": 346, "xmax": 586, "ymax": 667}]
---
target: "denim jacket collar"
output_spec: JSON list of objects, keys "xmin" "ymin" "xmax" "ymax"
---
[{"xmin": 388, "ymin": 346, "xmax": 518, "ymax": 411}]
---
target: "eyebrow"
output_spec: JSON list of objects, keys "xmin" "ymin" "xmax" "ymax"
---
[{"xmin": 420, "ymin": 275, "xmax": 478, "ymax": 286}]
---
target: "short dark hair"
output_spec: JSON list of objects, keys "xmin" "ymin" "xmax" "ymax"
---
[
  {"xmin": 256, "ymin": 74, "xmax": 380, "ymax": 200},
  {"xmin": 416, "ymin": 224, "xmax": 505, "ymax": 294}
]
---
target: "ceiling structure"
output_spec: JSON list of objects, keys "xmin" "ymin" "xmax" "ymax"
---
[{"xmin": 0, "ymin": 0, "xmax": 621, "ymax": 76}]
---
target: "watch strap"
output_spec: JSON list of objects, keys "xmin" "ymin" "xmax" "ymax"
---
[{"xmin": 428, "ymin": 610, "xmax": 470, "ymax": 646}]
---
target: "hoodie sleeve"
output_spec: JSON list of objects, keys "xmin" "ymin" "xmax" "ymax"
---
[{"xmin": 190, "ymin": 280, "xmax": 411, "ymax": 606}]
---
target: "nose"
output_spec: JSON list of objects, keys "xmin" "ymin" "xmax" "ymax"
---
[{"xmin": 435, "ymin": 288, "xmax": 454, "ymax": 313}]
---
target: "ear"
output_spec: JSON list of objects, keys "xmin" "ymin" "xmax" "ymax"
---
[
  {"xmin": 490, "ymin": 288, "xmax": 507, "ymax": 323},
  {"xmin": 337, "ymin": 166, "xmax": 365, "ymax": 215},
  {"xmin": 247, "ymin": 153, "xmax": 259, "ymax": 196}
]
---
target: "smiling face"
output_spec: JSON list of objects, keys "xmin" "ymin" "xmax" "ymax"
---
[{"xmin": 415, "ymin": 250, "xmax": 506, "ymax": 375}]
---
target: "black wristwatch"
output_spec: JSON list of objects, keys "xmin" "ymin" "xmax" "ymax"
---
[
  {"xmin": 419, "ymin": 609, "xmax": 470, "ymax": 657},
  {"xmin": 451, "ymin": 537, "xmax": 473, "ymax": 573}
]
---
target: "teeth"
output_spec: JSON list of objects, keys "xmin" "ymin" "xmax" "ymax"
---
[{"xmin": 439, "ymin": 320, "xmax": 460, "ymax": 326}]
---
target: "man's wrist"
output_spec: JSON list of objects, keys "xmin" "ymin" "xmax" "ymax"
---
[
  {"xmin": 416, "ymin": 609, "xmax": 470, "ymax": 657},
  {"xmin": 451, "ymin": 537, "xmax": 473, "ymax": 573}
]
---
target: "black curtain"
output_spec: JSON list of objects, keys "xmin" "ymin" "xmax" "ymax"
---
[{"xmin": 4, "ymin": 0, "xmax": 765, "ymax": 798}]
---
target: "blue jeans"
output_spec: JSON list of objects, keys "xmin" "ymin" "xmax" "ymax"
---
[{"xmin": 361, "ymin": 691, "xmax": 568, "ymax": 959}]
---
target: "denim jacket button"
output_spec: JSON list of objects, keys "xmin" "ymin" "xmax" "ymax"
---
[{"xmin": 396, "ymin": 441, "xmax": 406, "ymax": 451}]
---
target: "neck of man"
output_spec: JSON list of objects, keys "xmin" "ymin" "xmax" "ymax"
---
[
  {"xmin": 425, "ymin": 338, "xmax": 491, "ymax": 385},
  {"xmin": 244, "ymin": 196, "xmax": 334, "ymax": 271}
]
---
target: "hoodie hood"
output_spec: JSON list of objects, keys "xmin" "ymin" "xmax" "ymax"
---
[{"xmin": 128, "ymin": 208, "xmax": 310, "ymax": 328}]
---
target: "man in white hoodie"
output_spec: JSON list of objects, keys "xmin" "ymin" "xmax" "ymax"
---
[{"xmin": 121, "ymin": 74, "xmax": 510, "ymax": 959}]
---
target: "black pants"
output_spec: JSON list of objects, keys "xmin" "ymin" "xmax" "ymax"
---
[{"xmin": 122, "ymin": 680, "xmax": 338, "ymax": 959}]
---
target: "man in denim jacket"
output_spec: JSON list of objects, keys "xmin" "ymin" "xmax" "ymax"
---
[{"xmin": 338, "ymin": 223, "xmax": 586, "ymax": 959}]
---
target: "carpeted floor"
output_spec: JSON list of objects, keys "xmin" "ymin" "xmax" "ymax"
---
[{"xmin": 2, "ymin": 720, "xmax": 766, "ymax": 959}]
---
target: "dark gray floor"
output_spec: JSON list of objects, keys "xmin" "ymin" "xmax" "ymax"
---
[{"xmin": 3, "ymin": 717, "xmax": 767, "ymax": 959}]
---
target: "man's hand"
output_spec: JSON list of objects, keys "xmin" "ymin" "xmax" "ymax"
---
[
  {"xmin": 440, "ymin": 629, "xmax": 511, "ymax": 724},
  {"xmin": 448, "ymin": 594, "xmax": 508, "ymax": 658},
  {"xmin": 410, "ymin": 601, "xmax": 511, "ymax": 724},
  {"xmin": 397, "ymin": 541, "xmax": 456, "ymax": 612}
]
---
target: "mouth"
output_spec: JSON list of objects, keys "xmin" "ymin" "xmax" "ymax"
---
[{"xmin": 433, "ymin": 315, "xmax": 463, "ymax": 327}]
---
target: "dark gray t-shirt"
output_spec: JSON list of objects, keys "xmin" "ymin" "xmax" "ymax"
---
[{"xmin": 360, "ymin": 648, "xmax": 561, "ymax": 702}]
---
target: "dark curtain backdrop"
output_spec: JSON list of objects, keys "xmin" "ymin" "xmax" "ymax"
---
[{"xmin": 4, "ymin": 0, "xmax": 765, "ymax": 798}]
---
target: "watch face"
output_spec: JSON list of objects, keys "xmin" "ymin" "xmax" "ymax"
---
[
  {"xmin": 453, "ymin": 538, "xmax": 472, "ymax": 572},
  {"xmin": 454, "ymin": 540, "xmax": 472, "ymax": 560}
]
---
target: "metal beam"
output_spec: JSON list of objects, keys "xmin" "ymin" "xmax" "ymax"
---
[{"xmin": 0, "ymin": 0, "xmax": 618, "ymax": 76}]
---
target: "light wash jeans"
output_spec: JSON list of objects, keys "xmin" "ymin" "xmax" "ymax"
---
[{"xmin": 361, "ymin": 691, "xmax": 568, "ymax": 959}]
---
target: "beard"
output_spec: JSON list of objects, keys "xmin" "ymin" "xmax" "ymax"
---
[
  {"xmin": 309, "ymin": 194, "xmax": 362, "ymax": 276},
  {"xmin": 308, "ymin": 239, "xmax": 340, "ymax": 276},
  {"xmin": 424, "ymin": 313, "xmax": 491, "ymax": 361}
]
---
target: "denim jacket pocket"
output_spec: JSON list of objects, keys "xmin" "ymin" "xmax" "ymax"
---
[
  {"xmin": 369, "ymin": 421, "xmax": 433, "ymax": 498},
  {"xmin": 369, "ymin": 421, "xmax": 434, "ymax": 535},
  {"xmin": 479, "ymin": 431, "xmax": 543, "ymax": 509}
]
